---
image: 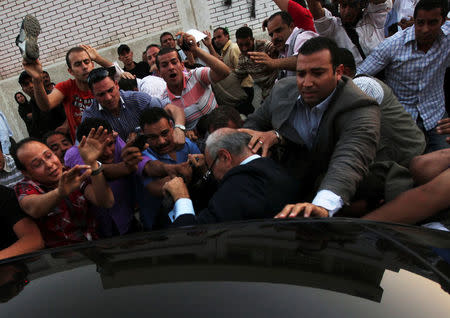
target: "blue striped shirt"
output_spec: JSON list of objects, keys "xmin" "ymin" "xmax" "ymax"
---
[
  {"xmin": 357, "ymin": 21, "xmax": 450, "ymax": 131},
  {"xmin": 82, "ymin": 90, "xmax": 167, "ymax": 140}
]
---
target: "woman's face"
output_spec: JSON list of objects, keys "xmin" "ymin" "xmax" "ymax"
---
[{"xmin": 15, "ymin": 93, "xmax": 26, "ymax": 104}]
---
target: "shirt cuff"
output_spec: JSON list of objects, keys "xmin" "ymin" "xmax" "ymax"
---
[
  {"xmin": 168, "ymin": 198, "xmax": 195, "ymax": 222},
  {"xmin": 137, "ymin": 156, "xmax": 152, "ymax": 177},
  {"xmin": 312, "ymin": 190, "xmax": 344, "ymax": 217}
]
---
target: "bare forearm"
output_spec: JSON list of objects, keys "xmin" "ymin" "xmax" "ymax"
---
[
  {"xmin": 103, "ymin": 162, "xmax": 134, "ymax": 179},
  {"xmin": 164, "ymin": 103, "xmax": 185, "ymax": 126},
  {"xmin": 0, "ymin": 219, "xmax": 44, "ymax": 260},
  {"xmin": 306, "ymin": 0, "xmax": 325, "ymax": 19},
  {"xmin": 409, "ymin": 149, "xmax": 450, "ymax": 185},
  {"xmin": 86, "ymin": 170, "xmax": 115, "ymax": 208},
  {"xmin": 32, "ymin": 78, "xmax": 52, "ymax": 111},
  {"xmin": 273, "ymin": 0, "xmax": 289, "ymax": 11},
  {"xmin": 204, "ymin": 43, "xmax": 220, "ymax": 59},
  {"xmin": 274, "ymin": 56, "xmax": 297, "ymax": 71},
  {"xmin": 93, "ymin": 55, "xmax": 113, "ymax": 68},
  {"xmin": 19, "ymin": 190, "xmax": 63, "ymax": 218},
  {"xmin": 146, "ymin": 176, "xmax": 171, "ymax": 197},
  {"xmin": 193, "ymin": 47, "xmax": 230, "ymax": 81}
]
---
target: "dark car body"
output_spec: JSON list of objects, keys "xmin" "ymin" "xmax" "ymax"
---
[{"xmin": 1, "ymin": 218, "xmax": 449, "ymax": 317}]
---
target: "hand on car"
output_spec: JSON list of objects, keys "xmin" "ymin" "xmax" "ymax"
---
[{"xmin": 275, "ymin": 203, "xmax": 329, "ymax": 219}]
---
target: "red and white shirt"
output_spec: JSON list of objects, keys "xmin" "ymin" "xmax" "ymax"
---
[{"xmin": 162, "ymin": 67, "xmax": 217, "ymax": 130}]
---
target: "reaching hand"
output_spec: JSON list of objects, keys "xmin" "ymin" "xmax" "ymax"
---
[
  {"xmin": 57, "ymin": 165, "xmax": 92, "ymax": 197},
  {"xmin": 275, "ymin": 203, "xmax": 329, "ymax": 219},
  {"xmin": 175, "ymin": 32, "xmax": 198, "ymax": 52},
  {"xmin": 238, "ymin": 128, "xmax": 279, "ymax": 157},
  {"xmin": 121, "ymin": 137, "xmax": 144, "ymax": 174},
  {"xmin": 437, "ymin": 118, "xmax": 450, "ymax": 144},
  {"xmin": 79, "ymin": 126, "xmax": 111, "ymax": 166},
  {"xmin": 163, "ymin": 176, "xmax": 190, "ymax": 202},
  {"xmin": 121, "ymin": 71, "xmax": 135, "ymax": 79},
  {"xmin": 202, "ymin": 30, "xmax": 213, "ymax": 47},
  {"xmin": 247, "ymin": 52, "xmax": 276, "ymax": 69},
  {"xmin": 186, "ymin": 130, "xmax": 198, "ymax": 141}
]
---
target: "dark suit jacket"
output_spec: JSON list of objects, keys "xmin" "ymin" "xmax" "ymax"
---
[{"xmin": 173, "ymin": 157, "xmax": 300, "ymax": 226}]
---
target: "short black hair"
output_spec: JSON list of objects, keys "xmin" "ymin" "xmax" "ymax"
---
[
  {"xmin": 145, "ymin": 44, "xmax": 160, "ymax": 52},
  {"xmin": 160, "ymin": 31, "xmax": 174, "ymax": 44},
  {"xmin": 213, "ymin": 27, "xmax": 229, "ymax": 37},
  {"xmin": 42, "ymin": 131, "xmax": 72, "ymax": 145},
  {"xmin": 337, "ymin": 47, "xmax": 356, "ymax": 77},
  {"xmin": 268, "ymin": 11, "xmax": 293, "ymax": 26},
  {"xmin": 139, "ymin": 107, "xmax": 172, "ymax": 129},
  {"xmin": 117, "ymin": 44, "xmax": 131, "ymax": 55},
  {"xmin": 298, "ymin": 37, "xmax": 340, "ymax": 70},
  {"xmin": 207, "ymin": 106, "xmax": 243, "ymax": 132},
  {"xmin": 118, "ymin": 78, "xmax": 138, "ymax": 91},
  {"xmin": 10, "ymin": 137, "xmax": 42, "ymax": 171},
  {"xmin": 87, "ymin": 67, "xmax": 116, "ymax": 90},
  {"xmin": 65, "ymin": 47, "xmax": 89, "ymax": 69},
  {"xmin": 236, "ymin": 26, "xmax": 253, "ymax": 40},
  {"xmin": 155, "ymin": 47, "xmax": 181, "ymax": 69},
  {"xmin": 414, "ymin": 0, "xmax": 448, "ymax": 19},
  {"xmin": 18, "ymin": 71, "xmax": 31, "ymax": 85},
  {"xmin": 76, "ymin": 118, "xmax": 113, "ymax": 143}
]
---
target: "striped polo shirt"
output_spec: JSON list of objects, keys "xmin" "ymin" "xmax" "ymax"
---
[{"xmin": 162, "ymin": 67, "xmax": 217, "ymax": 130}]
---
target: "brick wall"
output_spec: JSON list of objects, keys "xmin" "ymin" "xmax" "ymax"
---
[
  {"xmin": 208, "ymin": 0, "xmax": 279, "ymax": 40},
  {"xmin": 0, "ymin": 0, "xmax": 180, "ymax": 80}
]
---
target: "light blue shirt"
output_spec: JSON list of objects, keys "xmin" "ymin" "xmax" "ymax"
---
[{"xmin": 0, "ymin": 111, "xmax": 13, "ymax": 154}]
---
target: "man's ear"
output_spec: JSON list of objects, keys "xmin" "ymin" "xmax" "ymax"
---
[
  {"xmin": 218, "ymin": 149, "xmax": 232, "ymax": 163},
  {"xmin": 67, "ymin": 67, "xmax": 74, "ymax": 77},
  {"xmin": 335, "ymin": 64, "xmax": 344, "ymax": 81}
]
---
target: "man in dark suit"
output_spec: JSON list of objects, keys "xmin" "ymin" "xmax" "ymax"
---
[{"xmin": 162, "ymin": 128, "xmax": 300, "ymax": 225}]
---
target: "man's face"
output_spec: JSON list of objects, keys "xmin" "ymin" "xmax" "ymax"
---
[
  {"xmin": 158, "ymin": 51, "xmax": 184, "ymax": 86},
  {"xmin": 20, "ymin": 78, "xmax": 34, "ymax": 97},
  {"xmin": 415, "ymin": 8, "xmax": 445, "ymax": 47},
  {"xmin": 68, "ymin": 51, "xmax": 94, "ymax": 82},
  {"xmin": 92, "ymin": 77, "xmax": 121, "ymax": 112},
  {"xmin": 267, "ymin": 15, "xmax": 294, "ymax": 51},
  {"xmin": 339, "ymin": 0, "xmax": 361, "ymax": 24},
  {"xmin": 45, "ymin": 133, "xmax": 73, "ymax": 164},
  {"xmin": 17, "ymin": 141, "xmax": 63, "ymax": 185},
  {"xmin": 143, "ymin": 118, "xmax": 174, "ymax": 155},
  {"xmin": 161, "ymin": 34, "xmax": 176, "ymax": 49},
  {"xmin": 118, "ymin": 50, "xmax": 134, "ymax": 67},
  {"xmin": 213, "ymin": 29, "xmax": 229, "ymax": 50},
  {"xmin": 205, "ymin": 150, "xmax": 229, "ymax": 181},
  {"xmin": 146, "ymin": 46, "xmax": 160, "ymax": 67},
  {"xmin": 99, "ymin": 134, "xmax": 116, "ymax": 164},
  {"xmin": 236, "ymin": 37, "xmax": 254, "ymax": 56},
  {"xmin": 296, "ymin": 49, "xmax": 342, "ymax": 107}
]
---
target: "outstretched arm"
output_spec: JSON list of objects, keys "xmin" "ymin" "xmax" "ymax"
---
[{"xmin": 0, "ymin": 218, "xmax": 44, "ymax": 260}]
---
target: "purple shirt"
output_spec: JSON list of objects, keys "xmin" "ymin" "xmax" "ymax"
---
[{"xmin": 64, "ymin": 136, "xmax": 151, "ymax": 237}]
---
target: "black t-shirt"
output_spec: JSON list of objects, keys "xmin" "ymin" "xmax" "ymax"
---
[
  {"xmin": 29, "ymin": 98, "xmax": 66, "ymax": 139},
  {"xmin": 0, "ymin": 185, "xmax": 27, "ymax": 250},
  {"xmin": 125, "ymin": 61, "xmax": 150, "ymax": 79}
]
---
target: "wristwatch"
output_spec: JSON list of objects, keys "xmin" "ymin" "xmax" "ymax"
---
[
  {"xmin": 174, "ymin": 124, "xmax": 186, "ymax": 132},
  {"xmin": 91, "ymin": 161, "xmax": 103, "ymax": 176}
]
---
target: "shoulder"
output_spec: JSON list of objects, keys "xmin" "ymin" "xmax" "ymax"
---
[
  {"xmin": 184, "ymin": 138, "xmax": 201, "ymax": 154},
  {"xmin": 54, "ymin": 79, "xmax": 75, "ymax": 93}
]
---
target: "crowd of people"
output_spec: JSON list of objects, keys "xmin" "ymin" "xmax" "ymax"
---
[{"xmin": 0, "ymin": 0, "xmax": 449, "ymax": 260}]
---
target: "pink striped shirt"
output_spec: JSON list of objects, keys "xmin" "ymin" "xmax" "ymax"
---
[{"xmin": 162, "ymin": 67, "xmax": 217, "ymax": 130}]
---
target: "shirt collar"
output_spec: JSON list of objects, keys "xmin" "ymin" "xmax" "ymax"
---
[
  {"xmin": 240, "ymin": 154, "xmax": 261, "ymax": 165},
  {"xmin": 166, "ymin": 72, "xmax": 187, "ymax": 99},
  {"xmin": 222, "ymin": 40, "xmax": 232, "ymax": 53},
  {"xmin": 98, "ymin": 95, "xmax": 125, "ymax": 111},
  {"xmin": 297, "ymin": 87, "xmax": 337, "ymax": 111}
]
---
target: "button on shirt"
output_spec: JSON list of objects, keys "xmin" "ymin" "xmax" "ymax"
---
[
  {"xmin": 357, "ymin": 21, "xmax": 450, "ymax": 131},
  {"xmin": 82, "ymin": 90, "xmax": 168, "ymax": 140},
  {"xmin": 290, "ymin": 90, "xmax": 344, "ymax": 216}
]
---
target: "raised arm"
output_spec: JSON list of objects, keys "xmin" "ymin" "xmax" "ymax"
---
[
  {"xmin": 22, "ymin": 59, "xmax": 64, "ymax": 111},
  {"xmin": 305, "ymin": 0, "xmax": 325, "ymax": 19},
  {"xmin": 273, "ymin": 0, "xmax": 316, "ymax": 31},
  {"xmin": 178, "ymin": 32, "xmax": 230, "ymax": 83},
  {"xmin": 79, "ymin": 44, "xmax": 113, "ymax": 68}
]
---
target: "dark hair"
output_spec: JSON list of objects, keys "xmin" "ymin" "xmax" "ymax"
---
[
  {"xmin": 337, "ymin": 47, "xmax": 356, "ymax": 77},
  {"xmin": 76, "ymin": 118, "xmax": 113, "ymax": 143},
  {"xmin": 155, "ymin": 47, "xmax": 182, "ymax": 69},
  {"xmin": 10, "ymin": 137, "xmax": 42, "ymax": 171},
  {"xmin": 139, "ymin": 107, "xmax": 172, "ymax": 128},
  {"xmin": 268, "ymin": 11, "xmax": 293, "ymax": 26},
  {"xmin": 414, "ymin": 0, "xmax": 448, "ymax": 19},
  {"xmin": 146, "ymin": 44, "xmax": 160, "ymax": 52},
  {"xmin": 298, "ymin": 37, "xmax": 340, "ymax": 70},
  {"xmin": 117, "ymin": 44, "xmax": 131, "ymax": 55},
  {"xmin": 14, "ymin": 91, "xmax": 28, "ymax": 104},
  {"xmin": 42, "ymin": 70, "xmax": 49, "ymax": 76},
  {"xmin": 213, "ymin": 27, "xmax": 229, "ymax": 37},
  {"xmin": 87, "ymin": 67, "xmax": 116, "ymax": 89},
  {"xmin": 118, "ymin": 78, "xmax": 138, "ymax": 91},
  {"xmin": 160, "ymin": 32, "xmax": 174, "ymax": 44},
  {"xmin": 236, "ymin": 26, "xmax": 253, "ymax": 40},
  {"xmin": 65, "ymin": 47, "xmax": 90, "ymax": 69},
  {"xmin": 18, "ymin": 71, "xmax": 32, "ymax": 85},
  {"xmin": 42, "ymin": 131, "xmax": 72, "ymax": 146},
  {"xmin": 207, "ymin": 106, "xmax": 243, "ymax": 132}
]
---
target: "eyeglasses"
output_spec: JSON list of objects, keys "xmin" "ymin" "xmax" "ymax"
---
[
  {"xmin": 87, "ymin": 67, "xmax": 116, "ymax": 87},
  {"xmin": 202, "ymin": 155, "xmax": 219, "ymax": 182}
]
